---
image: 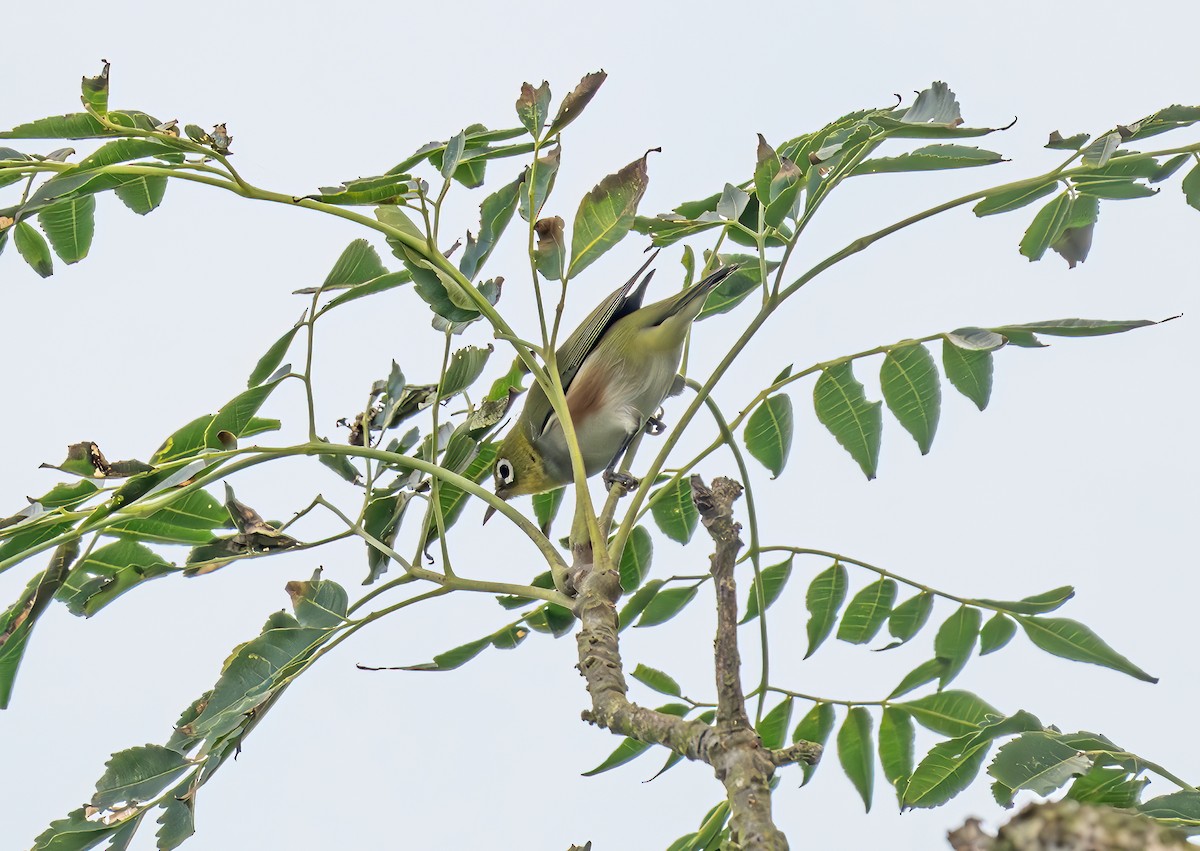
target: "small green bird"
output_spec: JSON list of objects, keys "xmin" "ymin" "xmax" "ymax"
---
[{"xmin": 489, "ymin": 255, "xmax": 735, "ymax": 506}]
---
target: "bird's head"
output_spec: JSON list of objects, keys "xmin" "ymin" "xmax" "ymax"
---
[{"xmin": 484, "ymin": 428, "xmax": 555, "ymax": 522}]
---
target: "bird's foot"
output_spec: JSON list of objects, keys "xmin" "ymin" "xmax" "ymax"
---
[
  {"xmin": 644, "ymin": 408, "xmax": 667, "ymax": 436},
  {"xmin": 603, "ymin": 469, "xmax": 641, "ymax": 493}
]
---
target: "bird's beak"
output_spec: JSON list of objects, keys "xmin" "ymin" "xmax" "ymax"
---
[{"xmin": 483, "ymin": 488, "xmax": 506, "ymax": 525}]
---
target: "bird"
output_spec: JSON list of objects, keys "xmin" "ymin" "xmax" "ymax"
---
[{"xmin": 487, "ymin": 253, "xmax": 736, "ymax": 510}]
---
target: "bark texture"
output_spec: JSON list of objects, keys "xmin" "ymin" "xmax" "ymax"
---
[
  {"xmin": 572, "ymin": 476, "xmax": 814, "ymax": 851},
  {"xmin": 949, "ymin": 801, "xmax": 1190, "ymax": 851}
]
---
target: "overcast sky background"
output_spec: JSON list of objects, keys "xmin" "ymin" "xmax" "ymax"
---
[{"xmin": 2, "ymin": 2, "xmax": 1197, "ymax": 849}]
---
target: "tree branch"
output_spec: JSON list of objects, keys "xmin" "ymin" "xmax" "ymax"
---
[
  {"xmin": 691, "ymin": 475, "xmax": 789, "ymax": 851},
  {"xmin": 571, "ymin": 476, "xmax": 817, "ymax": 851}
]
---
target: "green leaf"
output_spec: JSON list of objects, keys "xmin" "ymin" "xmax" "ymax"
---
[
  {"xmin": 1140, "ymin": 790, "xmax": 1200, "ymax": 826},
  {"xmin": 532, "ymin": 487, "xmax": 566, "ymax": 537},
  {"xmin": 763, "ymin": 156, "xmax": 802, "ymax": 227},
  {"xmin": 248, "ymin": 320, "xmax": 303, "ymax": 387},
  {"xmin": 322, "ymin": 270, "xmax": 412, "ymax": 310},
  {"xmin": 285, "ymin": 572, "xmax": 348, "ymax": 628},
  {"xmin": 1074, "ymin": 177, "xmax": 1158, "ymax": 200},
  {"xmin": 696, "ymin": 255, "xmax": 779, "ymax": 320},
  {"xmin": 901, "ymin": 733, "xmax": 992, "ymax": 809},
  {"xmin": 55, "ymin": 540, "xmax": 174, "ymax": 616},
  {"xmin": 1066, "ymin": 766, "xmax": 1147, "ymax": 808},
  {"xmin": 942, "ymin": 338, "xmax": 993, "ymax": 411},
  {"xmin": 837, "ymin": 578, "xmax": 897, "ymax": 644},
  {"xmin": 461, "ymin": 174, "xmax": 523, "ymax": 279},
  {"xmin": 740, "ymin": 557, "xmax": 792, "ymax": 624},
  {"xmin": 113, "ymin": 174, "xmax": 167, "ymax": 215},
  {"xmin": 1018, "ymin": 616, "xmax": 1157, "ymax": 682},
  {"xmin": 973, "ymin": 180, "xmax": 1060, "ymax": 217},
  {"xmin": 1019, "ymin": 192, "xmax": 1074, "ymax": 261},
  {"xmin": 619, "ymin": 525, "xmax": 653, "ymax": 592},
  {"xmin": 976, "ymin": 585, "xmax": 1075, "ymax": 615},
  {"xmin": 649, "ymin": 477, "xmax": 698, "ymax": 545},
  {"xmin": 1, "ymin": 112, "xmax": 107, "ymax": 139},
  {"xmin": 92, "ymin": 744, "xmax": 190, "ymax": 809},
  {"xmin": 442, "ymin": 344, "xmax": 493, "ymax": 396},
  {"xmin": 533, "ymin": 215, "xmax": 566, "ymax": 281},
  {"xmin": 838, "ymin": 707, "xmax": 874, "ymax": 812},
  {"xmin": 717, "ymin": 182, "xmax": 750, "ymax": 221},
  {"xmin": 631, "ymin": 663, "xmax": 681, "ymax": 697},
  {"xmin": 1182, "ymin": 163, "xmax": 1200, "ymax": 211},
  {"xmin": 13, "ymin": 221, "xmax": 53, "ymax": 278},
  {"xmin": 204, "ymin": 376, "xmax": 285, "ymax": 450},
  {"xmin": 108, "ymin": 484, "xmax": 231, "ymax": 544},
  {"xmin": 156, "ymin": 786, "xmax": 195, "ymax": 850},
  {"xmin": 756, "ymin": 697, "xmax": 793, "ymax": 750},
  {"xmin": 793, "ymin": 702, "xmax": 836, "ymax": 785},
  {"xmin": 322, "ymin": 239, "xmax": 388, "ymax": 290},
  {"xmin": 38, "ymin": 194, "xmax": 95, "ymax": 263},
  {"xmin": 1082, "ymin": 132, "xmax": 1120, "ymax": 167},
  {"xmin": 439, "ymin": 131, "xmax": 466, "ymax": 179},
  {"xmin": 804, "ymin": 561, "xmax": 849, "ymax": 658},
  {"xmin": 547, "ymin": 71, "xmax": 607, "ymax": 136},
  {"xmin": 754, "ymin": 134, "xmax": 781, "ymax": 205},
  {"xmin": 889, "ymin": 658, "xmax": 946, "ymax": 699},
  {"xmin": 880, "ymin": 344, "xmax": 940, "ymax": 454},
  {"xmin": 308, "ymin": 173, "xmax": 422, "ymax": 206},
  {"xmin": 888, "ymin": 591, "xmax": 934, "ymax": 645},
  {"xmin": 519, "ymin": 146, "xmax": 560, "ymax": 223},
  {"xmin": 744, "ymin": 394, "xmax": 793, "ymax": 478},
  {"xmin": 814, "ymin": 363, "xmax": 883, "ymax": 479},
  {"xmin": 80, "ymin": 62, "xmax": 110, "ymax": 116},
  {"xmin": 635, "ymin": 586, "xmax": 699, "ymax": 628},
  {"xmin": 879, "ymin": 707, "xmax": 915, "ymax": 791},
  {"xmin": 979, "ymin": 613, "xmax": 1017, "ymax": 655},
  {"xmin": 618, "ymin": 579, "xmax": 664, "ymax": 631},
  {"xmin": 31, "ymin": 479, "xmax": 99, "ymax": 510},
  {"xmin": 899, "ymin": 690, "xmax": 998, "ymax": 737},
  {"xmin": 582, "ymin": 701, "xmax": 687, "ymax": 776},
  {"xmin": 1046, "ymin": 131, "xmax": 1090, "ymax": 150},
  {"xmin": 853, "ymin": 144, "xmax": 1004, "ymax": 175},
  {"xmin": 568, "ymin": 151, "xmax": 651, "ymax": 278},
  {"xmin": 32, "ymin": 807, "xmax": 128, "ymax": 850},
  {"xmin": 406, "ymin": 635, "xmax": 491, "ymax": 672},
  {"xmin": 988, "ymin": 732, "xmax": 1091, "ymax": 797},
  {"xmin": 515, "ymin": 81, "xmax": 551, "ymax": 137},
  {"xmin": 934, "ymin": 606, "xmax": 981, "ymax": 688},
  {"xmin": 76, "ymin": 138, "xmax": 172, "ymax": 170},
  {"xmin": 993, "ymin": 317, "xmax": 1155, "ymax": 339},
  {"xmin": 0, "ymin": 541, "xmax": 78, "ymax": 708}
]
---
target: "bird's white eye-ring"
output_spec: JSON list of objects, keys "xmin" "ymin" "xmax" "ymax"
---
[{"xmin": 496, "ymin": 458, "xmax": 515, "ymax": 485}]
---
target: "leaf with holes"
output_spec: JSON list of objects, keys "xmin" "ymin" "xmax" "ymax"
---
[
  {"xmin": 988, "ymin": 732, "xmax": 1091, "ymax": 798},
  {"xmin": 814, "ymin": 363, "xmax": 882, "ymax": 479}
]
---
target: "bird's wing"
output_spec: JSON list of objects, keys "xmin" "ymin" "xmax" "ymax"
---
[{"xmin": 524, "ymin": 251, "xmax": 659, "ymax": 439}]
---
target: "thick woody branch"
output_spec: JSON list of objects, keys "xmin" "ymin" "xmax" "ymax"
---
[
  {"xmin": 571, "ymin": 478, "xmax": 814, "ymax": 851},
  {"xmin": 690, "ymin": 475, "xmax": 789, "ymax": 851},
  {"xmin": 948, "ymin": 800, "xmax": 1191, "ymax": 851}
]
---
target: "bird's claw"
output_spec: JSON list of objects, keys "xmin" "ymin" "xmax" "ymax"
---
[
  {"xmin": 603, "ymin": 470, "xmax": 640, "ymax": 492},
  {"xmin": 645, "ymin": 409, "xmax": 667, "ymax": 436}
]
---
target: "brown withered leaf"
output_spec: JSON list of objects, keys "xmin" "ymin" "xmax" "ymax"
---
[
  {"xmin": 546, "ymin": 71, "xmax": 607, "ymax": 137},
  {"xmin": 39, "ymin": 441, "xmax": 153, "ymax": 478}
]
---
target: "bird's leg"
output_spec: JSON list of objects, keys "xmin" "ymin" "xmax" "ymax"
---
[
  {"xmin": 644, "ymin": 406, "xmax": 667, "ymax": 436},
  {"xmin": 602, "ymin": 431, "xmax": 640, "ymax": 492}
]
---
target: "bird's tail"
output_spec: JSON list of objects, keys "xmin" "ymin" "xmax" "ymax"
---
[{"xmin": 660, "ymin": 263, "xmax": 738, "ymax": 323}]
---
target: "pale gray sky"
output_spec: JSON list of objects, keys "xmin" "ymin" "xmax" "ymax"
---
[{"xmin": 2, "ymin": 2, "xmax": 1197, "ymax": 849}]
